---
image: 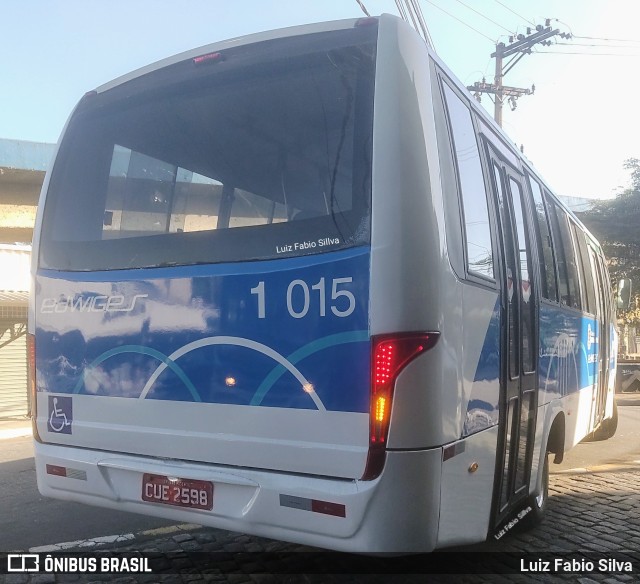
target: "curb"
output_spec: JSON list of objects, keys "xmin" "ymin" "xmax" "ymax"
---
[{"xmin": 28, "ymin": 524, "xmax": 203, "ymax": 553}]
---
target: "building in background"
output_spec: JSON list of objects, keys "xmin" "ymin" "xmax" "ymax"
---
[
  {"xmin": 0, "ymin": 245, "xmax": 31, "ymax": 416},
  {"xmin": 0, "ymin": 139, "xmax": 55, "ymax": 417}
]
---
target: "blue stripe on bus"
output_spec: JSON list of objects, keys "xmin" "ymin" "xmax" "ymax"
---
[
  {"xmin": 539, "ymin": 304, "xmax": 598, "ymax": 398},
  {"xmin": 463, "ymin": 300, "xmax": 601, "ymax": 438},
  {"xmin": 251, "ymin": 330, "xmax": 370, "ymax": 406},
  {"xmin": 74, "ymin": 345, "xmax": 201, "ymax": 401},
  {"xmin": 36, "ymin": 248, "xmax": 371, "ymax": 413},
  {"xmin": 463, "ymin": 297, "xmax": 500, "ymax": 437}
]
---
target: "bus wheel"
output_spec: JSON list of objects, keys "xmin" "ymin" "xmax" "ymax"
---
[{"xmin": 521, "ymin": 453, "xmax": 549, "ymax": 529}]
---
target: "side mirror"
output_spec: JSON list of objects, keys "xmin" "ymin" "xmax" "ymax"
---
[{"xmin": 617, "ymin": 279, "xmax": 632, "ymax": 310}]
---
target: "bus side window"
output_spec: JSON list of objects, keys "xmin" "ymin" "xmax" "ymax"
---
[
  {"xmin": 572, "ymin": 223, "xmax": 596, "ymax": 315},
  {"xmin": 545, "ymin": 194, "xmax": 571, "ymax": 307},
  {"xmin": 557, "ymin": 210, "xmax": 583, "ymax": 311},
  {"xmin": 546, "ymin": 196, "xmax": 582, "ymax": 310},
  {"xmin": 441, "ymin": 82, "xmax": 495, "ymax": 281},
  {"xmin": 492, "ymin": 162, "xmax": 519, "ymax": 379},
  {"xmin": 508, "ymin": 177, "xmax": 535, "ymax": 374},
  {"xmin": 527, "ymin": 175, "xmax": 558, "ymax": 302}
]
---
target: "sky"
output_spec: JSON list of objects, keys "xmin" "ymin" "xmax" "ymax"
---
[{"xmin": 1, "ymin": 0, "xmax": 639, "ymax": 199}]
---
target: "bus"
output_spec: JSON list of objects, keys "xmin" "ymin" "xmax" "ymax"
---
[{"xmin": 29, "ymin": 14, "xmax": 618, "ymax": 553}]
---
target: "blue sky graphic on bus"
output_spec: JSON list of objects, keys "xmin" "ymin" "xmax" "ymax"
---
[
  {"xmin": 463, "ymin": 297, "xmax": 500, "ymax": 437},
  {"xmin": 463, "ymin": 300, "xmax": 600, "ymax": 438},
  {"xmin": 35, "ymin": 248, "xmax": 371, "ymax": 413},
  {"xmin": 539, "ymin": 304, "xmax": 598, "ymax": 397}
]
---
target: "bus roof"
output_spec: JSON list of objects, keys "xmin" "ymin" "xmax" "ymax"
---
[{"xmin": 96, "ymin": 16, "xmax": 365, "ymax": 94}]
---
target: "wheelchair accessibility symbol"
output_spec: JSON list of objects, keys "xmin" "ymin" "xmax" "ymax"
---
[{"xmin": 48, "ymin": 396, "xmax": 73, "ymax": 434}]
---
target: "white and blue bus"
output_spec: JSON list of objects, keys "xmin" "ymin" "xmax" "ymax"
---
[{"xmin": 30, "ymin": 14, "xmax": 617, "ymax": 553}]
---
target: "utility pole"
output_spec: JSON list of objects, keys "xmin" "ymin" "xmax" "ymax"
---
[
  {"xmin": 467, "ymin": 21, "xmax": 572, "ymax": 127},
  {"xmin": 494, "ymin": 46, "xmax": 503, "ymax": 126}
]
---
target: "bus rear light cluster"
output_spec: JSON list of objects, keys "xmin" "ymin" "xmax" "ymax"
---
[
  {"xmin": 355, "ymin": 17, "xmax": 378, "ymax": 27},
  {"xmin": 362, "ymin": 332, "xmax": 439, "ymax": 480},
  {"xmin": 193, "ymin": 52, "xmax": 224, "ymax": 66}
]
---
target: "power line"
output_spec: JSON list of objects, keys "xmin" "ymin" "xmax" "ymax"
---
[
  {"xmin": 534, "ymin": 49, "xmax": 640, "ymax": 57},
  {"xmin": 410, "ymin": 0, "xmax": 436, "ymax": 48},
  {"xmin": 573, "ymin": 35, "xmax": 640, "ymax": 44},
  {"xmin": 468, "ymin": 25, "xmax": 567, "ymax": 126},
  {"xmin": 425, "ymin": 0, "xmax": 496, "ymax": 43},
  {"xmin": 451, "ymin": 0, "xmax": 512, "ymax": 34},
  {"xmin": 394, "ymin": 0, "xmax": 408, "ymax": 21},
  {"xmin": 394, "ymin": 0, "xmax": 436, "ymax": 49},
  {"xmin": 492, "ymin": 0, "xmax": 535, "ymax": 26},
  {"xmin": 354, "ymin": 0, "xmax": 370, "ymax": 17},
  {"xmin": 403, "ymin": 0, "xmax": 421, "ymax": 33},
  {"xmin": 551, "ymin": 19, "xmax": 575, "ymax": 38},
  {"xmin": 556, "ymin": 41, "xmax": 640, "ymax": 49}
]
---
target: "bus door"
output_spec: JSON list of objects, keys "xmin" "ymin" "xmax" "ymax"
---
[
  {"xmin": 589, "ymin": 246, "xmax": 609, "ymax": 424},
  {"xmin": 487, "ymin": 148, "xmax": 539, "ymax": 527}
]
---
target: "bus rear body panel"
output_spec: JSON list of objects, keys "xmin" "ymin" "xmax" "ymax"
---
[
  {"xmin": 31, "ymin": 15, "xmax": 458, "ymax": 553},
  {"xmin": 35, "ymin": 248, "xmax": 371, "ymax": 479}
]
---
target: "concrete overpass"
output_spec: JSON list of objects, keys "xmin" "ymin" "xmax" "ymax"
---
[{"xmin": 0, "ymin": 138, "xmax": 55, "ymax": 244}]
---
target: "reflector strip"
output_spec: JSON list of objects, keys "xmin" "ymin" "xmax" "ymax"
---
[
  {"xmin": 279, "ymin": 494, "xmax": 345, "ymax": 518},
  {"xmin": 46, "ymin": 464, "xmax": 87, "ymax": 481},
  {"xmin": 311, "ymin": 500, "xmax": 346, "ymax": 518},
  {"xmin": 46, "ymin": 464, "xmax": 66, "ymax": 477},
  {"xmin": 442, "ymin": 441, "xmax": 466, "ymax": 462},
  {"xmin": 66, "ymin": 468, "xmax": 88, "ymax": 481}
]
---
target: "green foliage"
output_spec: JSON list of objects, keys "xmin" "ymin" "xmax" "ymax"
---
[
  {"xmin": 577, "ymin": 158, "xmax": 640, "ymax": 324},
  {"xmin": 620, "ymin": 304, "xmax": 640, "ymax": 326}
]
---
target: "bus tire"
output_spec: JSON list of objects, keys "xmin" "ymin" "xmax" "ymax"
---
[{"xmin": 521, "ymin": 453, "xmax": 549, "ymax": 529}]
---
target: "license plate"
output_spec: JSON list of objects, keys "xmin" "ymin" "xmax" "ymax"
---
[{"xmin": 141, "ymin": 473, "xmax": 213, "ymax": 510}]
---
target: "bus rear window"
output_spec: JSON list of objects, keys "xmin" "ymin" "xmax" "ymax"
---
[{"xmin": 40, "ymin": 27, "xmax": 376, "ymax": 271}]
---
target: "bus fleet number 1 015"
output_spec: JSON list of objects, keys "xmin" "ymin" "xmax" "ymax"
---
[{"xmin": 250, "ymin": 277, "xmax": 356, "ymax": 319}]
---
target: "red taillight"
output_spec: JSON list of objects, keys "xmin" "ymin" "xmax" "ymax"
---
[
  {"xmin": 27, "ymin": 333, "xmax": 41, "ymax": 442},
  {"xmin": 193, "ymin": 52, "xmax": 224, "ymax": 66},
  {"xmin": 46, "ymin": 464, "xmax": 67, "ymax": 477},
  {"xmin": 355, "ymin": 17, "xmax": 378, "ymax": 27},
  {"xmin": 362, "ymin": 332, "xmax": 439, "ymax": 480},
  {"xmin": 370, "ymin": 333, "xmax": 438, "ymax": 445}
]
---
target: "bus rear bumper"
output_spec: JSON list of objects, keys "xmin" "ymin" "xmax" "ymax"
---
[{"xmin": 34, "ymin": 442, "xmax": 442, "ymax": 554}]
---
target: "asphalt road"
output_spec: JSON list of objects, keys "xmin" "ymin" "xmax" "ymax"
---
[
  {"xmin": 554, "ymin": 392, "xmax": 640, "ymax": 473},
  {"xmin": 0, "ymin": 435, "xmax": 174, "ymax": 552}
]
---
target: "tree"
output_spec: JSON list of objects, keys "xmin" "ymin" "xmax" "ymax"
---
[{"xmin": 577, "ymin": 158, "xmax": 640, "ymax": 324}]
